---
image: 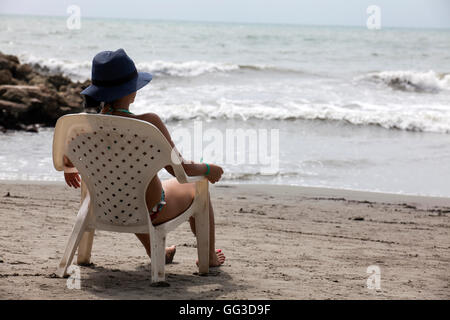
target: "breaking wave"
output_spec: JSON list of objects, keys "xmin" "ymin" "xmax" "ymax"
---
[
  {"xmin": 21, "ymin": 55, "xmax": 304, "ymax": 79},
  {"xmin": 360, "ymin": 70, "xmax": 450, "ymax": 93},
  {"xmin": 140, "ymin": 99, "xmax": 450, "ymax": 134},
  {"xmin": 17, "ymin": 55, "xmax": 450, "ymax": 134}
]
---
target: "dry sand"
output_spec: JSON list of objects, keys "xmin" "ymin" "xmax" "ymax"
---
[{"xmin": 0, "ymin": 180, "xmax": 449, "ymax": 299}]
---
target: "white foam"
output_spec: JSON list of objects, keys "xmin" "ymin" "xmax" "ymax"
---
[
  {"xmin": 19, "ymin": 54, "xmax": 292, "ymax": 79},
  {"xmin": 20, "ymin": 55, "xmax": 246, "ymax": 79},
  {"xmin": 135, "ymin": 98, "xmax": 450, "ymax": 134},
  {"xmin": 360, "ymin": 70, "xmax": 450, "ymax": 92},
  {"xmin": 137, "ymin": 60, "xmax": 240, "ymax": 77},
  {"xmin": 20, "ymin": 54, "xmax": 92, "ymax": 81},
  {"xmin": 15, "ymin": 55, "xmax": 450, "ymax": 134}
]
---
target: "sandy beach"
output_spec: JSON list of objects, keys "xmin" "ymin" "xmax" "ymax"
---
[{"xmin": 0, "ymin": 180, "xmax": 448, "ymax": 300}]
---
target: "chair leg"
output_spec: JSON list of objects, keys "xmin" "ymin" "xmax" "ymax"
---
[
  {"xmin": 150, "ymin": 230, "xmax": 166, "ymax": 283},
  {"xmin": 77, "ymin": 230, "xmax": 95, "ymax": 265},
  {"xmin": 76, "ymin": 180, "xmax": 94, "ymax": 265},
  {"xmin": 56, "ymin": 195, "xmax": 91, "ymax": 277},
  {"xmin": 195, "ymin": 180, "xmax": 210, "ymax": 275}
]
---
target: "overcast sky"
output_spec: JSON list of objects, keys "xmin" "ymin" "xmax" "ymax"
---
[{"xmin": 1, "ymin": 0, "xmax": 449, "ymax": 28}]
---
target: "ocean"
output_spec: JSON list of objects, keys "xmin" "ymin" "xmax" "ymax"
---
[{"xmin": 1, "ymin": 15, "xmax": 450, "ymax": 196}]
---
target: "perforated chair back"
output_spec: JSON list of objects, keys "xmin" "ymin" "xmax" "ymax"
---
[{"xmin": 53, "ymin": 113, "xmax": 188, "ymax": 233}]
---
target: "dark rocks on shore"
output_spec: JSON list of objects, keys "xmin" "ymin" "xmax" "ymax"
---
[{"xmin": 0, "ymin": 51, "xmax": 91, "ymax": 133}]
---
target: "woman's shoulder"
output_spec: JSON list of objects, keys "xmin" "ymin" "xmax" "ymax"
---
[
  {"xmin": 135, "ymin": 112, "xmax": 166, "ymax": 132},
  {"xmin": 135, "ymin": 112, "xmax": 162, "ymax": 124},
  {"xmin": 134, "ymin": 112, "xmax": 173, "ymax": 145}
]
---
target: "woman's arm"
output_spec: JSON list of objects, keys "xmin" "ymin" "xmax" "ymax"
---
[
  {"xmin": 141, "ymin": 113, "xmax": 223, "ymax": 183},
  {"xmin": 63, "ymin": 155, "xmax": 81, "ymax": 188},
  {"xmin": 63, "ymin": 155, "xmax": 75, "ymax": 167}
]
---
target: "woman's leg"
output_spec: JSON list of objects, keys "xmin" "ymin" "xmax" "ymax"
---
[
  {"xmin": 142, "ymin": 178, "xmax": 225, "ymax": 267},
  {"xmin": 135, "ymin": 233, "xmax": 176, "ymax": 264},
  {"xmin": 135, "ymin": 178, "xmax": 195, "ymax": 264}
]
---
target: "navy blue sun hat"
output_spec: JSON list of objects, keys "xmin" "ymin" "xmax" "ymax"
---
[{"xmin": 81, "ymin": 48, "xmax": 152, "ymax": 102}]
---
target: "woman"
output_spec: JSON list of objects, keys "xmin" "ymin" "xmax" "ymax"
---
[{"xmin": 63, "ymin": 49, "xmax": 225, "ymax": 267}]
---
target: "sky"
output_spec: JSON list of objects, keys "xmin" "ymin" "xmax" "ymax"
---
[{"xmin": 0, "ymin": 0, "xmax": 449, "ymax": 28}]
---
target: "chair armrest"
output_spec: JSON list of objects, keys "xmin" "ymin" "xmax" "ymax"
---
[{"xmin": 185, "ymin": 176, "xmax": 208, "ymax": 183}]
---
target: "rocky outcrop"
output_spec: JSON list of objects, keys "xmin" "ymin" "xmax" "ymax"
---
[{"xmin": 0, "ymin": 51, "xmax": 91, "ymax": 132}]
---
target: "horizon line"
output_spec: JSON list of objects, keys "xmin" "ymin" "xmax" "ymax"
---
[{"xmin": 1, "ymin": 12, "xmax": 450, "ymax": 31}]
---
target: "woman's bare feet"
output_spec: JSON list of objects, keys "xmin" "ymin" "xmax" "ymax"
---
[
  {"xmin": 165, "ymin": 245, "xmax": 176, "ymax": 264},
  {"xmin": 211, "ymin": 249, "xmax": 226, "ymax": 267},
  {"xmin": 197, "ymin": 249, "xmax": 226, "ymax": 267},
  {"xmin": 146, "ymin": 245, "xmax": 176, "ymax": 264}
]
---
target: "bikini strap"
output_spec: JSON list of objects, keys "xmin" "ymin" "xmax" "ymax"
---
[
  {"xmin": 102, "ymin": 106, "xmax": 134, "ymax": 115},
  {"xmin": 115, "ymin": 108, "xmax": 134, "ymax": 114}
]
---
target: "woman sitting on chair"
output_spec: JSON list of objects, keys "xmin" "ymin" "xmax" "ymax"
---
[{"xmin": 63, "ymin": 48, "xmax": 225, "ymax": 267}]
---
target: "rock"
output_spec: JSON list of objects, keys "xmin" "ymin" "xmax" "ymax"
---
[
  {"xmin": 10, "ymin": 78, "xmax": 23, "ymax": 85},
  {"xmin": 0, "ymin": 99, "xmax": 30, "ymax": 122},
  {"xmin": 0, "ymin": 99, "xmax": 31, "ymax": 130},
  {"xmin": 28, "ymin": 74, "xmax": 47, "ymax": 87},
  {"xmin": 47, "ymin": 74, "xmax": 71, "ymax": 90},
  {"xmin": 0, "ymin": 84, "xmax": 81, "ymax": 127},
  {"xmin": 0, "ymin": 99, "xmax": 29, "ymax": 112},
  {"xmin": 0, "ymin": 70, "xmax": 13, "ymax": 85},
  {"xmin": 0, "ymin": 69, "xmax": 13, "ymax": 85},
  {"xmin": 0, "ymin": 57, "xmax": 12, "ymax": 70},
  {"xmin": 61, "ymin": 90, "xmax": 84, "ymax": 108},
  {"xmin": 0, "ymin": 69, "xmax": 13, "ymax": 84},
  {"xmin": 4, "ymin": 54, "xmax": 19, "ymax": 65},
  {"xmin": 0, "ymin": 54, "xmax": 19, "ymax": 72},
  {"xmin": 0, "ymin": 85, "xmax": 37, "ymax": 104},
  {"xmin": 14, "ymin": 63, "xmax": 34, "ymax": 80},
  {"xmin": 18, "ymin": 123, "xmax": 40, "ymax": 132},
  {"xmin": 0, "ymin": 51, "xmax": 89, "ymax": 132}
]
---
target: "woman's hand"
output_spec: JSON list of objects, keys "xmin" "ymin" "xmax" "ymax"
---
[
  {"xmin": 64, "ymin": 172, "xmax": 81, "ymax": 188},
  {"xmin": 206, "ymin": 164, "xmax": 224, "ymax": 184},
  {"xmin": 63, "ymin": 155, "xmax": 80, "ymax": 188}
]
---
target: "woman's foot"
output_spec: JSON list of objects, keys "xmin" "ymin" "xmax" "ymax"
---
[
  {"xmin": 146, "ymin": 245, "xmax": 176, "ymax": 264},
  {"xmin": 165, "ymin": 245, "xmax": 176, "ymax": 264},
  {"xmin": 197, "ymin": 249, "xmax": 226, "ymax": 267}
]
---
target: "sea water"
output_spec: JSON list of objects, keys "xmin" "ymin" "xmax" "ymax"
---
[{"xmin": 0, "ymin": 15, "xmax": 449, "ymax": 196}]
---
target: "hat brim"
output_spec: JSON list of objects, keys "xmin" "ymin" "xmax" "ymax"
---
[{"xmin": 81, "ymin": 72, "xmax": 152, "ymax": 102}]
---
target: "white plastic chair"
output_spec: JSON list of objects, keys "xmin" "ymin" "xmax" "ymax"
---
[{"xmin": 52, "ymin": 113, "xmax": 210, "ymax": 284}]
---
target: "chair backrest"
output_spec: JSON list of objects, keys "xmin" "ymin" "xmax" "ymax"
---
[{"xmin": 53, "ymin": 113, "xmax": 188, "ymax": 231}]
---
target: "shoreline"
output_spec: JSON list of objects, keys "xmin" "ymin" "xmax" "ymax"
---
[
  {"xmin": 0, "ymin": 180, "xmax": 449, "ymax": 299},
  {"xmin": 2, "ymin": 179, "xmax": 450, "ymax": 206}
]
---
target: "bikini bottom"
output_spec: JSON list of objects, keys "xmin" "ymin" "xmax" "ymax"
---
[{"xmin": 150, "ymin": 189, "xmax": 166, "ymax": 221}]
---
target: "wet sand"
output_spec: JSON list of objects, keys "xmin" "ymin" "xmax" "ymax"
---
[{"xmin": 0, "ymin": 181, "xmax": 449, "ymax": 299}]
